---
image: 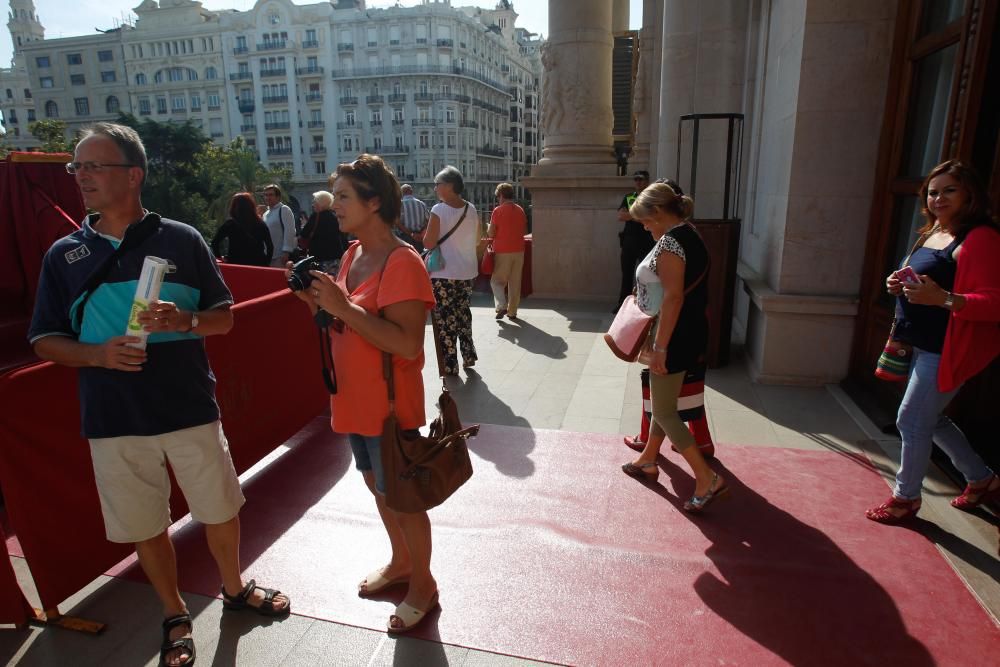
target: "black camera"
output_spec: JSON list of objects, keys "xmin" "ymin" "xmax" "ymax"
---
[{"xmin": 287, "ymin": 255, "xmax": 321, "ymax": 292}]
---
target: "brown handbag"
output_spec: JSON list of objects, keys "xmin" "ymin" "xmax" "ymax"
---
[{"xmin": 379, "ymin": 281, "xmax": 478, "ymax": 513}]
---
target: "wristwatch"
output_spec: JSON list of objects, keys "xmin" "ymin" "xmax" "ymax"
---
[
  {"xmin": 943, "ymin": 292, "xmax": 955, "ymax": 310},
  {"xmin": 187, "ymin": 311, "xmax": 200, "ymax": 332}
]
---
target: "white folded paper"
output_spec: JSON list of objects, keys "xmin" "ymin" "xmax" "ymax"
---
[{"xmin": 125, "ymin": 256, "xmax": 169, "ymax": 350}]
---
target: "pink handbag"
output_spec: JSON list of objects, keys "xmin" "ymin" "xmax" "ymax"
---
[{"xmin": 604, "ymin": 296, "xmax": 654, "ymax": 362}]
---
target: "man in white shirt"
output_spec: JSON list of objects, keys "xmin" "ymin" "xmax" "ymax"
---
[{"xmin": 262, "ymin": 184, "xmax": 297, "ymax": 267}]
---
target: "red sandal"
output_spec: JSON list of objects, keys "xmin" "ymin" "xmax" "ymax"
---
[
  {"xmin": 865, "ymin": 497, "xmax": 921, "ymax": 524},
  {"xmin": 951, "ymin": 474, "xmax": 1000, "ymax": 511}
]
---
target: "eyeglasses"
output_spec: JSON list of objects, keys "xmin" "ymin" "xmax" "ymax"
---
[{"xmin": 65, "ymin": 161, "xmax": 136, "ymax": 175}]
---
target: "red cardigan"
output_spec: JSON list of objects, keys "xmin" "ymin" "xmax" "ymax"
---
[{"xmin": 939, "ymin": 225, "xmax": 1000, "ymax": 392}]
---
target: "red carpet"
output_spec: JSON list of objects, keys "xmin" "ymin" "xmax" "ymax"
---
[{"xmin": 103, "ymin": 421, "xmax": 996, "ymax": 665}]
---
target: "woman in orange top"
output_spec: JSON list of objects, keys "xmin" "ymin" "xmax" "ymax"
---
[
  {"xmin": 486, "ymin": 182, "xmax": 528, "ymax": 320},
  {"xmin": 289, "ymin": 154, "xmax": 438, "ymax": 634}
]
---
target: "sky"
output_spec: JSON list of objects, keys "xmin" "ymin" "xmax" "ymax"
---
[{"xmin": 2, "ymin": 0, "xmax": 643, "ymax": 67}]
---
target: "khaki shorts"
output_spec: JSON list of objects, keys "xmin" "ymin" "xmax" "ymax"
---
[{"xmin": 88, "ymin": 421, "xmax": 245, "ymax": 543}]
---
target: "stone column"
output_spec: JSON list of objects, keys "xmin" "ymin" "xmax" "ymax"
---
[
  {"xmin": 612, "ymin": 0, "xmax": 629, "ymax": 33},
  {"xmin": 631, "ymin": 0, "xmax": 662, "ymax": 174},
  {"xmin": 534, "ymin": 0, "xmax": 617, "ymax": 176},
  {"xmin": 522, "ymin": 0, "xmax": 627, "ymax": 300}
]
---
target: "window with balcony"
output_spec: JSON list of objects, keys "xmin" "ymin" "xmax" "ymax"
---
[
  {"xmin": 419, "ymin": 133, "xmax": 429, "ymax": 148},
  {"xmin": 139, "ymin": 98, "xmax": 151, "ymax": 115},
  {"xmin": 156, "ymin": 97, "xmax": 167, "ymax": 114},
  {"xmin": 191, "ymin": 94, "xmax": 201, "ymax": 111},
  {"xmin": 172, "ymin": 95, "xmax": 185, "ymax": 112},
  {"xmin": 27, "ymin": 109, "xmax": 34, "ymax": 121}
]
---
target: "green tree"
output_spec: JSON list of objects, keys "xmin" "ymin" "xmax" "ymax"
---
[
  {"xmin": 28, "ymin": 119, "xmax": 70, "ymax": 152},
  {"xmin": 116, "ymin": 113, "xmax": 214, "ymax": 233},
  {"xmin": 193, "ymin": 136, "xmax": 291, "ymax": 229}
]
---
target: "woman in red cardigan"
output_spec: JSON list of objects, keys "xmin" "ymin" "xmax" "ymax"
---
[{"xmin": 867, "ymin": 160, "xmax": 1000, "ymax": 523}]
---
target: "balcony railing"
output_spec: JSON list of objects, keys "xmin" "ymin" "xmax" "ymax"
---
[
  {"xmin": 413, "ymin": 92, "xmax": 433, "ymax": 102},
  {"xmin": 460, "ymin": 120, "xmax": 478, "ymax": 128},
  {"xmin": 240, "ymin": 124, "xmax": 256, "ymax": 132},
  {"xmin": 411, "ymin": 119, "xmax": 436, "ymax": 127},
  {"xmin": 238, "ymin": 100, "xmax": 255, "ymax": 113},
  {"xmin": 262, "ymin": 95, "xmax": 288, "ymax": 104},
  {"xmin": 259, "ymin": 69, "xmax": 286, "ymax": 78},
  {"xmin": 366, "ymin": 94, "xmax": 385, "ymax": 104},
  {"xmin": 380, "ymin": 145, "xmax": 410, "ymax": 155},
  {"xmin": 233, "ymin": 46, "xmax": 249, "ymax": 55},
  {"xmin": 266, "ymin": 147, "xmax": 292, "ymax": 156},
  {"xmin": 257, "ymin": 41, "xmax": 287, "ymax": 51},
  {"xmin": 264, "ymin": 122, "xmax": 291, "ymax": 130},
  {"xmin": 301, "ymin": 39, "xmax": 319, "ymax": 49},
  {"xmin": 391, "ymin": 119, "xmax": 406, "ymax": 126},
  {"xmin": 296, "ymin": 66, "xmax": 324, "ymax": 76},
  {"xmin": 478, "ymin": 145, "xmax": 506, "ymax": 158},
  {"xmin": 339, "ymin": 96, "xmax": 358, "ymax": 105},
  {"xmin": 309, "ymin": 146, "xmax": 326, "ymax": 154},
  {"xmin": 436, "ymin": 38, "xmax": 453, "ymax": 48},
  {"xmin": 307, "ymin": 120, "xmax": 325, "ymax": 128},
  {"xmin": 388, "ymin": 93, "xmax": 407, "ymax": 103},
  {"xmin": 337, "ymin": 43, "xmax": 354, "ymax": 52},
  {"xmin": 330, "ymin": 64, "xmax": 509, "ymax": 94},
  {"xmin": 336, "ymin": 121, "xmax": 358, "ymax": 129},
  {"xmin": 229, "ymin": 72, "xmax": 253, "ymax": 81},
  {"xmin": 370, "ymin": 119, "xmax": 383, "ymax": 127},
  {"xmin": 305, "ymin": 93, "xmax": 323, "ymax": 103}
]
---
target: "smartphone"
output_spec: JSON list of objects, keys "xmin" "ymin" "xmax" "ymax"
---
[{"xmin": 895, "ymin": 266, "xmax": 921, "ymax": 285}]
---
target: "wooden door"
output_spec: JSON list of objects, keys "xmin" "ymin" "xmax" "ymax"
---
[{"xmin": 848, "ymin": 0, "xmax": 1000, "ymax": 470}]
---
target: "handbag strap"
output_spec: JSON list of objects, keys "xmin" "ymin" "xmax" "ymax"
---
[
  {"xmin": 374, "ymin": 244, "xmax": 445, "ymax": 412},
  {"xmin": 432, "ymin": 203, "xmax": 469, "ymax": 249}
]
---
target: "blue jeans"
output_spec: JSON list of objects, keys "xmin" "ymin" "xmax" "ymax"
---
[
  {"xmin": 348, "ymin": 433, "xmax": 386, "ymax": 494},
  {"xmin": 894, "ymin": 347, "xmax": 993, "ymax": 500}
]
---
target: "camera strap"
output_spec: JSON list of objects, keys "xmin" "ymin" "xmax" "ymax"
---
[{"xmin": 317, "ymin": 315, "xmax": 337, "ymax": 394}]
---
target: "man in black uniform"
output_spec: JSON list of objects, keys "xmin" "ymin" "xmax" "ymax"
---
[{"xmin": 615, "ymin": 170, "xmax": 655, "ymax": 310}]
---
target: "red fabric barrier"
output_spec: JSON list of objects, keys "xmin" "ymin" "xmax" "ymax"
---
[
  {"xmin": 0, "ymin": 153, "xmax": 84, "ymax": 318},
  {"xmin": 0, "ymin": 279, "xmax": 327, "ymax": 612},
  {"xmin": 0, "ymin": 520, "xmax": 34, "ymax": 626}
]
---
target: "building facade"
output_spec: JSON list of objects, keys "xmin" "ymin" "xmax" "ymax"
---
[{"xmin": 1, "ymin": 0, "xmax": 542, "ymax": 211}]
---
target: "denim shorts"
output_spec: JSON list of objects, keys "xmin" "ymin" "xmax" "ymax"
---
[{"xmin": 348, "ymin": 430, "xmax": 419, "ymax": 495}]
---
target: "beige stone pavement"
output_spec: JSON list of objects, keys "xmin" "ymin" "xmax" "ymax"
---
[{"xmin": 0, "ymin": 295, "xmax": 996, "ymax": 665}]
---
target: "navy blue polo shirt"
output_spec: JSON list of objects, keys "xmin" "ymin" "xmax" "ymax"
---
[{"xmin": 28, "ymin": 213, "xmax": 234, "ymax": 439}]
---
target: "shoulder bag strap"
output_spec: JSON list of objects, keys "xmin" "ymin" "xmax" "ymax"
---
[
  {"xmin": 71, "ymin": 213, "xmax": 162, "ymax": 332},
  {"xmin": 375, "ymin": 245, "xmax": 420, "ymax": 412},
  {"xmin": 433, "ymin": 203, "xmax": 469, "ymax": 249}
]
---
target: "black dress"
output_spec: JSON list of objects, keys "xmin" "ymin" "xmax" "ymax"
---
[
  {"xmin": 663, "ymin": 223, "xmax": 709, "ymax": 373},
  {"xmin": 211, "ymin": 218, "xmax": 273, "ymax": 266},
  {"xmin": 300, "ymin": 210, "xmax": 348, "ymax": 262}
]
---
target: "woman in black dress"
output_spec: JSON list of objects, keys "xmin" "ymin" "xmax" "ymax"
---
[
  {"xmin": 620, "ymin": 182, "xmax": 727, "ymax": 512},
  {"xmin": 211, "ymin": 192, "xmax": 273, "ymax": 266},
  {"xmin": 299, "ymin": 190, "xmax": 349, "ymax": 273}
]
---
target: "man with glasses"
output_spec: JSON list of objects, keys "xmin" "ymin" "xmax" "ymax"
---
[
  {"xmin": 262, "ymin": 184, "xmax": 297, "ymax": 267},
  {"xmin": 31, "ymin": 122, "xmax": 290, "ymax": 667},
  {"xmin": 615, "ymin": 170, "xmax": 655, "ymax": 311}
]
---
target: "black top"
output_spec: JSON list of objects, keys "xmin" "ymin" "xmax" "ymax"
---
[
  {"xmin": 665, "ymin": 223, "xmax": 710, "ymax": 373},
  {"xmin": 894, "ymin": 239, "xmax": 959, "ymax": 353},
  {"xmin": 301, "ymin": 210, "xmax": 348, "ymax": 262},
  {"xmin": 211, "ymin": 218, "xmax": 273, "ymax": 267}
]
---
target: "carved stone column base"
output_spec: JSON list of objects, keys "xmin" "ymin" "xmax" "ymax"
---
[{"xmin": 521, "ymin": 175, "xmax": 634, "ymax": 299}]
